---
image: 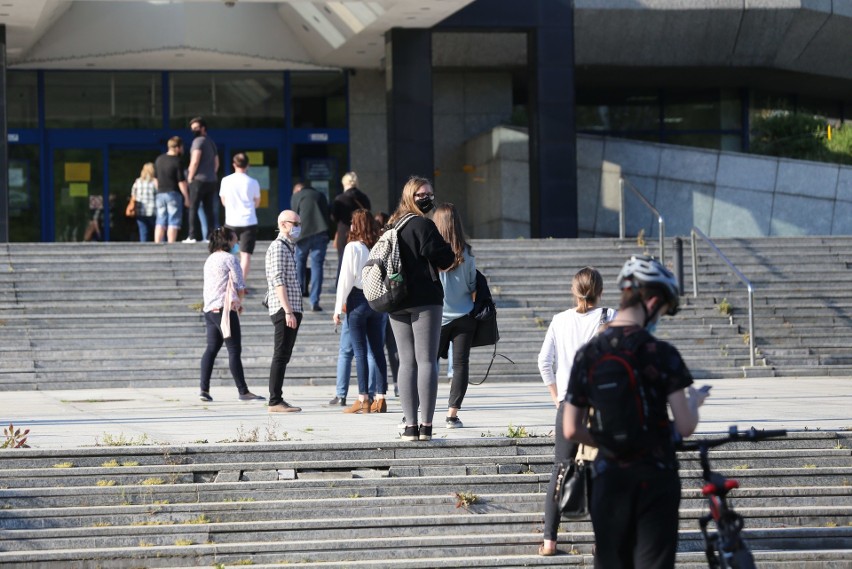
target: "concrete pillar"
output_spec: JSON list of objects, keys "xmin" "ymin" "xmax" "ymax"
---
[
  {"xmin": 0, "ymin": 25, "xmax": 7, "ymax": 243},
  {"xmin": 385, "ymin": 28, "xmax": 433, "ymax": 212}
]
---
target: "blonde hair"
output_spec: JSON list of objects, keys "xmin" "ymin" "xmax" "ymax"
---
[
  {"xmin": 433, "ymin": 203, "xmax": 469, "ymax": 271},
  {"xmin": 139, "ymin": 162, "xmax": 155, "ymax": 182},
  {"xmin": 388, "ymin": 176, "xmax": 432, "ymax": 226},
  {"xmin": 342, "ymin": 171, "xmax": 359, "ymax": 189},
  {"xmin": 573, "ymin": 267, "xmax": 603, "ymax": 314}
]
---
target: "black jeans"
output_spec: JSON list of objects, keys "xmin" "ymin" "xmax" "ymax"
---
[
  {"xmin": 268, "ymin": 309, "xmax": 302, "ymax": 406},
  {"xmin": 188, "ymin": 180, "xmax": 217, "ymax": 241},
  {"xmin": 201, "ymin": 310, "xmax": 249, "ymax": 395},
  {"xmin": 590, "ymin": 461, "xmax": 681, "ymax": 569},
  {"xmin": 543, "ymin": 402, "xmax": 578, "ymax": 541},
  {"xmin": 440, "ymin": 314, "xmax": 477, "ymax": 410}
]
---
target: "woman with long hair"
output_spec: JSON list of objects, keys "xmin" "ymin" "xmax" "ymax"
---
[
  {"xmin": 387, "ymin": 176, "xmax": 454, "ymax": 441},
  {"xmin": 131, "ymin": 162, "xmax": 157, "ymax": 242},
  {"xmin": 433, "ymin": 203, "xmax": 477, "ymax": 429},
  {"xmin": 333, "ymin": 209, "xmax": 388, "ymax": 414},
  {"xmin": 537, "ymin": 266, "xmax": 614, "ymax": 555},
  {"xmin": 200, "ymin": 227, "xmax": 265, "ymax": 402}
]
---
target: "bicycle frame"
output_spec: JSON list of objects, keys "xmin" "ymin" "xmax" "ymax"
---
[{"xmin": 680, "ymin": 426, "xmax": 787, "ymax": 569}]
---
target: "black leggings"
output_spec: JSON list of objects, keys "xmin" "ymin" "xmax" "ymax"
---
[
  {"xmin": 440, "ymin": 314, "xmax": 477, "ymax": 410},
  {"xmin": 201, "ymin": 310, "xmax": 249, "ymax": 395}
]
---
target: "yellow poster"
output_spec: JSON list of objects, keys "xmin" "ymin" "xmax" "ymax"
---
[
  {"xmin": 65, "ymin": 163, "xmax": 91, "ymax": 182},
  {"xmin": 246, "ymin": 151, "xmax": 264, "ymax": 166},
  {"xmin": 259, "ymin": 189, "xmax": 269, "ymax": 209},
  {"xmin": 69, "ymin": 183, "xmax": 89, "ymax": 198}
]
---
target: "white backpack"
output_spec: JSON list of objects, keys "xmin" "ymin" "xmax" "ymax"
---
[{"xmin": 361, "ymin": 213, "xmax": 416, "ymax": 313}]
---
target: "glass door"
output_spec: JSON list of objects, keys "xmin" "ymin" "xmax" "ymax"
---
[
  {"xmin": 52, "ymin": 148, "xmax": 104, "ymax": 242},
  {"xmin": 218, "ymin": 143, "xmax": 281, "ymax": 240},
  {"xmin": 8, "ymin": 144, "xmax": 42, "ymax": 242}
]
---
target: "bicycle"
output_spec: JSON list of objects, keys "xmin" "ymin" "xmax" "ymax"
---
[{"xmin": 678, "ymin": 425, "xmax": 787, "ymax": 569}]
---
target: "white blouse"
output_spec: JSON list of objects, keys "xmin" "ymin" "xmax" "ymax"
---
[{"xmin": 334, "ymin": 241, "xmax": 370, "ymax": 316}]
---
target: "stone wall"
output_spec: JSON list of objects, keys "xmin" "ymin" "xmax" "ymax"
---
[{"xmin": 578, "ymin": 135, "xmax": 852, "ymax": 238}]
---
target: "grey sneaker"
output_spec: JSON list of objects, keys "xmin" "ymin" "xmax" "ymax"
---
[
  {"xmin": 327, "ymin": 396, "xmax": 346, "ymax": 406},
  {"xmin": 239, "ymin": 392, "xmax": 265, "ymax": 401},
  {"xmin": 446, "ymin": 416, "xmax": 463, "ymax": 429}
]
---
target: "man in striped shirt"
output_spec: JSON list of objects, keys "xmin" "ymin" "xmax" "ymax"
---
[{"xmin": 265, "ymin": 210, "xmax": 304, "ymax": 412}]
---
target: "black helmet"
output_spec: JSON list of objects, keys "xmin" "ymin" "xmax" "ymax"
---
[{"xmin": 617, "ymin": 255, "xmax": 680, "ymax": 315}]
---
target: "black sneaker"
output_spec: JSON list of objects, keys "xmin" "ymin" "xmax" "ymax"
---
[
  {"xmin": 327, "ymin": 396, "xmax": 346, "ymax": 406},
  {"xmin": 401, "ymin": 425, "xmax": 419, "ymax": 441},
  {"xmin": 311, "ymin": 304, "xmax": 323, "ymax": 312},
  {"xmin": 239, "ymin": 392, "xmax": 265, "ymax": 401},
  {"xmin": 199, "ymin": 392, "xmax": 213, "ymax": 402},
  {"xmin": 419, "ymin": 424, "xmax": 433, "ymax": 441},
  {"xmin": 446, "ymin": 416, "xmax": 463, "ymax": 429}
]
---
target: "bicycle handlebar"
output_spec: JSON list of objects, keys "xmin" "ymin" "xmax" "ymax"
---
[{"xmin": 676, "ymin": 426, "xmax": 787, "ymax": 452}]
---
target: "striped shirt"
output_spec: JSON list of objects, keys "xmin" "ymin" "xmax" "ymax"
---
[
  {"xmin": 265, "ymin": 234, "xmax": 303, "ymax": 316},
  {"xmin": 131, "ymin": 178, "xmax": 157, "ymax": 217}
]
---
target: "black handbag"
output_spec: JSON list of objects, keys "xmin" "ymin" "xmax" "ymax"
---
[{"xmin": 555, "ymin": 458, "xmax": 591, "ymax": 518}]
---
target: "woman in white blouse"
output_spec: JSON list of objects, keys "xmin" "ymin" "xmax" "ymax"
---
[
  {"xmin": 333, "ymin": 210, "xmax": 388, "ymax": 414},
  {"xmin": 200, "ymin": 227, "xmax": 264, "ymax": 403},
  {"xmin": 537, "ymin": 266, "xmax": 614, "ymax": 556}
]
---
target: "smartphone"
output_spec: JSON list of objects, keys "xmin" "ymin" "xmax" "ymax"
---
[{"xmin": 698, "ymin": 384, "xmax": 713, "ymax": 394}]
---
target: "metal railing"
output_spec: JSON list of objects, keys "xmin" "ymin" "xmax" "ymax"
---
[
  {"xmin": 619, "ymin": 177, "xmax": 665, "ymax": 264},
  {"xmin": 690, "ymin": 226, "xmax": 756, "ymax": 367}
]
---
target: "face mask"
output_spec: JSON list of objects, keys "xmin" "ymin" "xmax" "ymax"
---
[
  {"xmin": 415, "ymin": 196, "xmax": 435, "ymax": 213},
  {"xmin": 192, "ymin": 129, "xmax": 202, "ymax": 138},
  {"xmin": 288, "ymin": 226, "xmax": 301, "ymax": 239},
  {"xmin": 230, "ymin": 243, "xmax": 240, "ymax": 255}
]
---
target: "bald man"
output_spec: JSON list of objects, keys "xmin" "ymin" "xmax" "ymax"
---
[{"xmin": 264, "ymin": 210, "xmax": 304, "ymax": 412}]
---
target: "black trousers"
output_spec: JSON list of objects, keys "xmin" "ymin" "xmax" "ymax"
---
[
  {"xmin": 590, "ymin": 462, "xmax": 681, "ymax": 569},
  {"xmin": 200, "ymin": 310, "xmax": 249, "ymax": 395},
  {"xmin": 268, "ymin": 309, "xmax": 302, "ymax": 406},
  {"xmin": 188, "ymin": 180, "xmax": 217, "ymax": 241},
  {"xmin": 543, "ymin": 402, "xmax": 578, "ymax": 541},
  {"xmin": 440, "ymin": 314, "xmax": 477, "ymax": 410}
]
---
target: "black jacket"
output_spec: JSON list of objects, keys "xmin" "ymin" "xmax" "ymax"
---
[
  {"xmin": 395, "ymin": 215, "xmax": 454, "ymax": 310},
  {"xmin": 331, "ymin": 188, "xmax": 371, "ymax": 226}
]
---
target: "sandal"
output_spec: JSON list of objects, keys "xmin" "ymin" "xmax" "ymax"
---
[{"xmin": 538, "ymin": 544, "xmax": 557, "ymax": 556}]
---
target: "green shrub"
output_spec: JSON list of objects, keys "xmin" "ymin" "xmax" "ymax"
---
[{"xmin": 750, "ymin": 113, "xmax": 852, "ymax": 165}]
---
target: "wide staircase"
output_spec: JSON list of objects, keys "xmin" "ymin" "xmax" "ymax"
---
[
  {"xmin": 1, "ymin": 237, "xmax": 852, "ymax": 567},
  {"xmin": 0, "ymin": 433, "xmax": 850, "ymax": 568},
  {"xmin": 2, "ymin": 236, "xmax": 852, "ymax": 391}
]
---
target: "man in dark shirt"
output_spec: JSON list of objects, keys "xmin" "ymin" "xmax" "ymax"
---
[
  {"xmin": 185, "ymin": 116, "xmax": 220, "ymax": 243},
  {"xmin": 153, "ymin": 136, "xmax": 189, "ymax": 243},
  {"xmin": 330, "ymin": 171, "xmax": 371, "ymax": 276},
  {"xmin": 291, "ymin": 182, "xmax": 331, "ymax": 311}
]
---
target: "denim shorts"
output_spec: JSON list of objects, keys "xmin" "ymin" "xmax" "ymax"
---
[{"xmin": 155, "ymin": 191, "xmax": 183, "ymax": 227}]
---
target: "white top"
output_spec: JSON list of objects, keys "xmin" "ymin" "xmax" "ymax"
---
[
  {"xmin": 537, "ymin": 306, "xmax": 615, "ymax": 402},
  {"xmin": 334, "ymin": 241, "xmax": 370, "ymax": 316},
  {"xmin": 219, "ymin": 172, "xmax": 260, "ymax": 227}
]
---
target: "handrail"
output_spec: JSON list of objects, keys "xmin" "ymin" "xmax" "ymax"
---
[
  {"xmin": 619, "ymin": 177, "xmax": 665, "ymax": 264},
  {"xmin": 690, "ymin": 226, "xmax": 755, "ymax": 367}
]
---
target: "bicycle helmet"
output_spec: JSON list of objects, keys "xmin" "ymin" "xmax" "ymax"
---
[{"xmin": 616, "ymin": 255, "xmax": 680, "ymax": 315}]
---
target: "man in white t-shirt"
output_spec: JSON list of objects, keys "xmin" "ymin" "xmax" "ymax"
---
[{"xmin": 220, "ymin": 152, "xmax": 261, "ymax": 280}]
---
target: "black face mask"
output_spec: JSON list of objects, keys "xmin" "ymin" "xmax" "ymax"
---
[
  {"xmin": 415, "ymin": 196, "xmax": 434, "ymax": 214},
  {"xmin": 191, "ymin": 129, "xmax": 202, "ymax": 138}
]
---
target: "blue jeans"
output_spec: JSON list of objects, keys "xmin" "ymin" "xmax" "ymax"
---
[
  {"xmin": 136, "ymin": 216, "xmax": 155, "ymax": 242},
  {"xmin": 295, "ymin": 232, "xmax": 329, "ymax": 308},
  {"xmin": 336, "ymin": 317, "xmax": 383, "ymax": 398},
  {"xmin": 347, "ymin": 288, "xmax": 387, "ymax": 396}
]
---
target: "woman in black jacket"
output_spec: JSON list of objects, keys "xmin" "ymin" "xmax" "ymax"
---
[{"xmin": 387, "ymin": 176, "xmax": 454, "ymax": 441}]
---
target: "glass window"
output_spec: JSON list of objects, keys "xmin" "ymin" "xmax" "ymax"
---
[
  {"xmin": 9, "ymin": 144, "xmax": 41, "ymax": 242},
  {"xmin": 8, "ymin": 72, "xmax": 39, "ymax": 129},
  {"xmin": 664, "ymin": 133, "xmax": 742, "ymax": 151},
  {"xmin": 750, "ymin": 90, "xmax": 794, "ymax": 124},
  {"xmin": 170, "ymin": 72, "xmax": 285, "ymax": 129},
  {"xmin": 44, "ymin": 72, "xmax": 162, "ymax": 129},
  {"xmin": 291, "ymin": 72, "xmax": 346, "ymax": 129},
  {"xmin": 576, "ymin": 89, "xmax": 659, "ymax": 132},
  {"xmin": 664, "ymin": 89, "xmax": 742, "ymax": 131}
]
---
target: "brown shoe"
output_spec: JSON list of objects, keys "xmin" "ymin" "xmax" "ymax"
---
[
  {"xmin": 343, "ymin": 399, "xmax": 370, "ymax": 414},
  {"xmin": 268, "ymin": 401, "xmax": 301, "ymax": 413},
  {"xmin": 370, "ymin": 398, "xmax": 387, "ymax": 413}
]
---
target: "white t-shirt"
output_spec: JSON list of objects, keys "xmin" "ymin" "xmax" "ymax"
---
[
  {"xmin": 334, "ymin": 241, "xmax": 370, "ymax": 316},
  {"xmin": 538, "ymin": 306, "xmax": 615, "ymax": 402},
  {"xmin": 219, "ymin": 172, "xmax": 260, "ymax": 227}
]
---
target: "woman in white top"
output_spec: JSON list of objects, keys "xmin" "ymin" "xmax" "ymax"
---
[
  {"xmin": 333, "ymin": 209, "xmax": 388, "ymax": 414},
  {"xmin": 537, "ymin": 266, "xmax": 614, "ymax": 556}
]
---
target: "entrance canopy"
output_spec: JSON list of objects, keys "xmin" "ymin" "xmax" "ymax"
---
[{"xmin": 3, "ymin": 0, "xmax": 474, "ymax": 71}]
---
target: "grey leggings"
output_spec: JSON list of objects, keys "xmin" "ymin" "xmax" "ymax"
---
[{"xmin": 389, "ymin": 305, "xmax": 443, "ymax": 426}]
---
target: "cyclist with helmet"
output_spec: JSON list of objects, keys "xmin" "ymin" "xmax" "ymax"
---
[{"xmin": 562, "ymin": 255, "xmax": 709, "ymax": 569}]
